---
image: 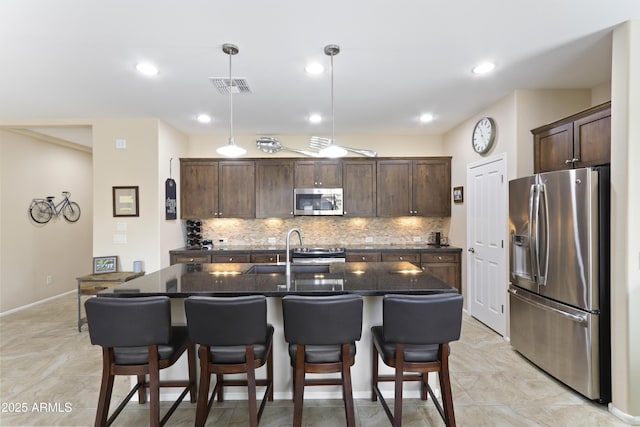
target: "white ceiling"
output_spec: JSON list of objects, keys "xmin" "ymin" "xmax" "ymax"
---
[{"xmin": 1, "ymin": 1, "xmax": 639, "ymax": 147}]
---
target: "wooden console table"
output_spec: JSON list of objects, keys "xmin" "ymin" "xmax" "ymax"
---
[{"xmin": 77, "ymin": 271, "xmax": 144, "ymax": 331}]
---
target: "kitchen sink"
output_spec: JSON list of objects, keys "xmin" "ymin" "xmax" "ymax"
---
[{"xmin": 245, "ymin": 264, "xmax": 331, "ymax": 274}]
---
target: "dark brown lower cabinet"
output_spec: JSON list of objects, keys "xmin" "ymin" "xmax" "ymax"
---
[
  {"xmin": 421, "ymin": 252, "xmax": 461, "ymax": 293},
  {"xmin": 345, "ymin": 251, "xmax": 381, "ymax": 262}
]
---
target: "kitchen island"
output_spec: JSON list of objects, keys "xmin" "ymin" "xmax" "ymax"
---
[
  {"xmin": 96, "ymin": 262, "xmax": 457, "ymax": 401},
  {"xmin": 97, "ymin": 261, "xmax": 456, "ymax": 297}
]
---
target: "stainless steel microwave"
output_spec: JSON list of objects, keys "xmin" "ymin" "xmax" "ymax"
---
[{"xmin": 294, "ymin": 188, "xmax": 343, "ymax": 216}]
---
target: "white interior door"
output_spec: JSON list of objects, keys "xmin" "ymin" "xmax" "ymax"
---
[{"xmin": 467, "ymin": 154, "xmax": 507, "ymax": 335}]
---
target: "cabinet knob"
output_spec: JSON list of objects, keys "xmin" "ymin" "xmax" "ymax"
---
[
  {"xmin": 189, "ymin": 258, "xmax": 194, "ymax": 262},
  {"xmin": 229, "ymin": 257, "xmax": 233, "ymax": 261},
  {"xmin": 438, "ymin": 256, "xmax": 442, "ymax": 260},
  {"xmin": 362, "ymin": 256, "xmax": 366, "ymax": 261},
  {"xmin": 399, "ymin": 256, "xmax": 404, "ymax": 260}
]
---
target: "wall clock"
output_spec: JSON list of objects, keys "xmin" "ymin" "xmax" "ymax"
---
[{"xmin": 472, "ymin": 117, "xmax": 496, "ymax": 154}]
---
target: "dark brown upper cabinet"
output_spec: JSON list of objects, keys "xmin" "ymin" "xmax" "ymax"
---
[
  {"xmin": 218, "ymin": 161, "xmax": 255, "ymax": 218},
  {"xmin": 180, "ymin": 160, "xmax": 218, "ymax": 219},
  {"xmin": 294, "ymin": 160, "xmax": 342, "ymax": 188},
  {"xmin": 342, "ymin": 159, "xmax": 376, "ymax": 217},
  {"xmin": 180, "ymin": 159, "xmax": 255, "ymax": 219},
  {"xmin": 533, "ymin": 102, "xmax": 610, "ymax": 173},
  {"xmin": 256, "ymin": 160, "xmax": 294, "ymax": 218},
  {"xmin": 376, "ymin": 158, "xmax": 451, "ymax": 217}
]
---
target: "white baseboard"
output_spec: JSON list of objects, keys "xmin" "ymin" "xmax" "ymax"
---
[
  {"xmin": 0, "ymin": 290, "xmax": 75, "ymax": 317},
  {"xmin": 609, "ymin": 403, "xmax": 640, "ymax": 425}
]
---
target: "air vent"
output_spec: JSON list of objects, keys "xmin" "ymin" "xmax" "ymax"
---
[{"xmin": 209, "ymin": 78, "xmax": 251, "ymax": 94}]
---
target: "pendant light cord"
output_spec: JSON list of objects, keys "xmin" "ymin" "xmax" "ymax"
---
[
  {"xmin": 330, "ymin": 51, "xmax": 335, "ymax": 145},
  {"xmin": 228, "ymin": 50, "xmax": 234, "ymax": 143}
]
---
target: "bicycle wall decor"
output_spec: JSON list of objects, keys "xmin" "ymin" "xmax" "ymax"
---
[{"xmin": 29, "ymin": 191, "xmax": 81, "ymax": 224}]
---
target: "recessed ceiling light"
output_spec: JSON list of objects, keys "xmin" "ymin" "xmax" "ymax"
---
[
  {"xmin": 309, "ymin": 114, "xmax": 322, "ymax": 124},
  {"xmin": 420, "ymin": 113, "xmax": 434, "ymax": 123},
  {"xmin": 136, "ymin": 62, "xmax": 159, "ymax": 76},
  {"xmin": 472, "ymin": 62, "xmax": 495, "ymax": 74},
  {"xmin": 197, "ymin": 114, "xmax": 211, "ymax": 123},
  {"xmin": 305, "ymin": 63, "xmax": 324, "ymax": 74}
]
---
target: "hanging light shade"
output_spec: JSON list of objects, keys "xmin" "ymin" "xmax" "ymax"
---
[
  {"xmin": 318, "ymin": 44, "xmax": 347, "ymax": 158},
  {"xmin": 216, "ymin": 43, "xmax": 246, "ymax": 157}
]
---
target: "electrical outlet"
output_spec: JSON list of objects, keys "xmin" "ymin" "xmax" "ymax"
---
[
  {"xmin": 46, "ymin": 275, "xmax": 53, "ymax": 285},
  {"xmin": 267, "ymin": 237, "xmax": 276, "ymax": 244},
  {"xmin": 413, "ymin": 236, "xmax": 422, "ymax": 242},
  {"xmin": 365, "ymin": 237, "xmax": 374, "ymax": 243}
]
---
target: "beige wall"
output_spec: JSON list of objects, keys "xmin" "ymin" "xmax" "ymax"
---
[
  {"xmin": 0, "ymin": 130, "xmax": 92, "ymax": 312},
  {"xmin": 187, "ymin": 133, "xmax": 445, "ymax": 158},
  {"xmin": 158, "ymin": 122, "xmax": 189, "ymax": 267},
  {"xmin": 610, "ymin": 19, "xmax": 640, "ymax": 420},
  {"xmin": 92, "ymin": 119, "xmax": 188, "ymax": 274}
]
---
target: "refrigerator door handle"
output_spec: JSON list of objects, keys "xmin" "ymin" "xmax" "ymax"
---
[
  {"xmin": 508, "ymin": 288, "xmax": 587, "ymax": 325},
  {"xmin": 538, "ymin": 183, "xmax": 549, "ymax": 286},
  {"xmin": 528, "ymin": 184, "xmax": 538, "ymax": 282}
]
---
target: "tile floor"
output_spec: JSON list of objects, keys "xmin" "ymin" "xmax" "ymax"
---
[{"xmin": 0, "ymin": 293, "xmax": 626, "ymax": 426}]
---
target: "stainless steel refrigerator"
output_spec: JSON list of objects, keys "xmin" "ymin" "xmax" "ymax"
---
[{"xmin": 508, "ymin": 166, "xmax": 610, "ymax": 403}]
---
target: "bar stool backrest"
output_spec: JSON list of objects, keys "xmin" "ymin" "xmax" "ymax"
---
[
  {"xmin": 185, "ymin": 295, "xmax": 268, "ymax": 346},
  {"xmin": 383, "ymin": 294, "xmax": 463, "ymax": 345},
  {"xmin": 282, "ymin": 294, "xmax": 363, "ymax": 345},
  {"xmin": 85, "ymin": 296, "xmax": 171, "ymax": 348}
]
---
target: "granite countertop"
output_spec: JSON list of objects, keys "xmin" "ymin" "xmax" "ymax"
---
[
  {"xmin": 97, "ymin": 261, "xmax": 457, "ymax": 298},
  {"xmin": 170, "ymin": 244, "xmax": 461, "ymax": 253}
]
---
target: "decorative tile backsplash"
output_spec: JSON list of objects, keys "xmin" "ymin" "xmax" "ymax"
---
[{"xmin": 199, "ymin": 217, "xmax": 450, "ymax": 247}]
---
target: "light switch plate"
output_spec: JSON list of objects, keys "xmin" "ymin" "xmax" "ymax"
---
[
  {"xmin": 115, "ymin": 139, "xmax": 126, "ymax": 149},
  {"xmin": 267, "ymin": 237, "xmax": 276, "ymax": 244},
  {"xmin": 413, "ymin": 236, "xmax": 422, "ymax": 242},
  {"xmin": 365, "ymin": 237, "xmax": 374, "ymax": 243},
  {"xmin": 113, "ymin": 234, "xmax": 127, "ymax": 244}
]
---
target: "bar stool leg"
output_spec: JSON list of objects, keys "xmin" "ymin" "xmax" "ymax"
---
[
  {"xmin": 340, "ymin": 344, "xmax": 356, "ymax": 427},
  {"xmin": 292, "ymin": 345, "xmax": 305, "ymax": 427},
  {"xmin": 394, "ymin": 345, "xmax": 405, "ymax": 427},
  {"xmin": 195, "ymin": 346, "xmax": 211, "ymax": 427},
  {"xmin": 371, "ymin": 341, "xmax": 379, "ymax": 402}
]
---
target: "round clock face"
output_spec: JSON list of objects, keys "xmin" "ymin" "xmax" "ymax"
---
[{"xmin": 472, "ymin": 117, "xmax": 496, "ymax": 154}]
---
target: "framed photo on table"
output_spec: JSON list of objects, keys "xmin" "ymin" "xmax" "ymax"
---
[
  {"xmin": 93, "ymin": 256, "xmax": 117, "ymax": 274},
  {"xmin": 113, "ymin": 186, "xmax": 139, "ymax": 217}
]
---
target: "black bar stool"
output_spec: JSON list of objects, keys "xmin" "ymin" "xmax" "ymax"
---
[
  {"xmin": 282, "ymin": 294, "xmax": 363, "ymax": 427},
  {"xmin": 85, "ymin": 296, "xmax": 197, "ymax": 427},
  {"xmin": 371, "ymin": 293, "xmax": 463, "ymax": 427},
  {"xmin": 184, "ymin": 295, "xmax": 274, "ymax": 427}
]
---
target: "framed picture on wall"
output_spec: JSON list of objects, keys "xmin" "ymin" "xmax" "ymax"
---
[
  {"xmin": 113, "ymin": 186, "xmax": 139, "ymax": 217},
  {"xmin": 453, "ymin": 186, "xmax": 464, "ymax": 204}
]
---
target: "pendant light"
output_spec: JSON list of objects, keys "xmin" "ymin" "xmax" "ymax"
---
[
  {"xmin": 216, "ymin": 43, "xmax": 246, "ymax": 157},
  {"xmin": 317, "ymin": 44, "xmax": 347, "ymax": 158}
]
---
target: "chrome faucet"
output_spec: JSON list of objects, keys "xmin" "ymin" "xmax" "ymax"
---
[{"xmin": 286, "ymin": 228, "xmax": 303, "ymax": 277}]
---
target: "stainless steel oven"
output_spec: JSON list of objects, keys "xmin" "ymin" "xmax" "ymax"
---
[
  {"xmin": 292, "ymin": 247, "xmax": 346, "ymax": 263},
  {"xmin": 293, "ymin": 188, "xmax": 343, "ymax": 216}
]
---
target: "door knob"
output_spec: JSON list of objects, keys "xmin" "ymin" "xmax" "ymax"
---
[{"xmin": 468, "ymin": 248, "xmax": 475, "ymax": 253}]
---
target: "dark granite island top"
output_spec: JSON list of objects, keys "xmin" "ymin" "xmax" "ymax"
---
[{"xmin": 97, "ymin": 261, "xmax": 457, "ymax": 298}]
